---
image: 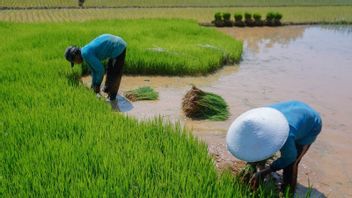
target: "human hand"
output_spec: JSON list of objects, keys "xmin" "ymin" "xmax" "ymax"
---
[
  {"xmin": 249, "ymin": 167, "xmax": 272, "ymax": 190},
  {"xmin": 96, "ymin": 93, "xmax": 102, "ymax": 98},
  {"xmin": 249, "ymin": 171, "xmax": 262, "ymax": 190}
]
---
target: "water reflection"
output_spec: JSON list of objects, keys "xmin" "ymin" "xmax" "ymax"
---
[
  {"xmin": 319, "ymin": 25, "xmax": 352, "ymax": 34},
  {"xmin": 220, "ymin": 26, "xmax": 306, "ymax": 54}
]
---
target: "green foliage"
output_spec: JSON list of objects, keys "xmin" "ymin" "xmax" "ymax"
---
[
  {"xmin": 0, "ymin": 19, "xmax": 277, "ymax": 197},
  {"xmin": 244, "ymin": 12, "xmax": 252, "ymax": 20},
  {"xmin": 222, "ymin": 12, "xmax": 231, "ymax": 21},
  {"xmin": 1, "ymin": 7, "xmax": 352, "ymax": 24},
  {"xmin": 183, "ymin": 87, "xmax": 230, "ymax": 121},
  {"xmin": 274, "ymin": 12, "xmax": 283, "ymax": 20},
  {"xmin": 266, "ymin": 12, "xmax": 276, "ymax": 21},
  {"xmin": 234, "ymin": 13, "xmax": 243, "ymax": 21},
  {"xmin": 124, "ymin": 86, "xmax": 159, "ymax": 101},
  {"xmin": 1, "ymin": 0, "xmax": 352, "ymax": 7},
  {"xmin": 196, "ymin": 92, "xmax": 229, "ymax": 121},
  {"xmin": 78, "ymin": 0, "xmax": 85, "ymax": 7},
  {"xmin": 253, "ymin": 13, "xmax": 262, "ymax": 21},
  {"xmin": 214, "ymin": 12, "xmax": 222, "ymax": 21}
]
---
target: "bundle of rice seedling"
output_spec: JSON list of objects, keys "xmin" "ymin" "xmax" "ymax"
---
[
  {"xmin": 182, "ymin": 86, "xmax": 229, "ymax": 121},
  {"xmin": 124, "ymin": 86, "xmax": 159, "ymax": 102}
]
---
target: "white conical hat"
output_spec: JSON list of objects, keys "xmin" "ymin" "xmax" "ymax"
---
[{"xmin": 226, "ymin": 107, "xmax": 289, "ymax": 162}]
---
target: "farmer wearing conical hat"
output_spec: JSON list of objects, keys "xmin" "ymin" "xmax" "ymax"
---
[
  {"xmin": 64, "ymin": 34, "xmax": 127, "ymax": 101},
  {"xmin": 226, "ymin": 101, "xmax": 322, "ymax": 194}
]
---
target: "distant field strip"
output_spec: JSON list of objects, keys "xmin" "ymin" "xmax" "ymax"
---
[
  {"xmin": 1, "ymin": 6, "xmax": 352, "ymax": 23},
  {"xmin": 1, "ymin": 0, "xmax": 352, "ymax": 8}
]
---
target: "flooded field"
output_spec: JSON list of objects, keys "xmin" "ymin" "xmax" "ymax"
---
[{"xmin": 82, "ymin": 25, "xmax": 352, "ymax": 197}]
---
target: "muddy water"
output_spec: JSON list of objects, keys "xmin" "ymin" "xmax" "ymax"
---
[{"xmin": 82, "ymin": 25, "xmax": 352, "ymax": 197}]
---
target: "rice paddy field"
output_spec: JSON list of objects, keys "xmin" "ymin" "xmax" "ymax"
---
[
  {"xmin": 1, "ymin": 0, "xmax": 351, "ymax": 196},
  {"xmin": 0, "ymin": 6, "xmax": 351, "ymax": 23},
  {"xmin": 1, "ymin": 0, "xmax": 352, "ymax": 7},
  {"xmin": 83, "ymin": 20, "xmax": 240, "ymax": 75},
  {"xmin": 0, "ymin": 18, "xmax": 279, "ymax": 196}
]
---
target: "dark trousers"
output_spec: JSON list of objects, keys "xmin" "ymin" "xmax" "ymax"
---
[
  {"xmin": 104, "ymin": 49, "xmax": 126, "ymax": 100},
  {"xmin": 282, "ymin": 144, "xmax": 310, "ymax": 195}
]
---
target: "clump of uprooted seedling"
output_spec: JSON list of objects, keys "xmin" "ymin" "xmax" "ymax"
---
[
  {"xmin": 237, "ymin": 157, "xmax": 282, "ymax": 193},
  {"xmin": 124, "ymin": 86, "xmax": 159, "ymax": 102},
  {"xmin": 182, "ymin": 86, "xmax": 229, "ymax": 121}
]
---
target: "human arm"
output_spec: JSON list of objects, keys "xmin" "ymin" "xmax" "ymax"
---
[
  {"xmin": 270, "ymin": 136, "xmax": 297, "ymax": 171},
  {"xmin": 249, "ymin": 167, "xmax": 273, "ymax": 190},
  {"xmin": 249, "ymin": 136, "xmax": 297, "ymax": 190},
  {"xmin": 85, "ymin": 55, "xmax": 105, "ymax": 90}
]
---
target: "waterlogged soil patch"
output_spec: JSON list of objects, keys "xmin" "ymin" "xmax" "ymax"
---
[
  {"xmin": 124, "ymin": 86, "xmax": 159, "ymax": 102},
  {"xmin": 182, "ymin": 86, "xmax": 229, "ymax": 121}
]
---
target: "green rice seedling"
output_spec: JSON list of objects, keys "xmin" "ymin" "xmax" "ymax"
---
[
  {"xmin": 0, "ymin": 19, "xmax": 278, "ymax": 197},
  {"xmin": 222, "ymin": 12, "xmax": 232, "ymax": 27},
  {"xmin": 234, "ymin": 13, "xmax": 245, "ymax": 27},
  {"xmin": 234, "ymin": 13, "xmax": 243, "ymax": 22},
  {"xmin": 222, "ymin": 12, "xmax": 231, "ymax": 21},
  {"xmin": 1, "ymin": 7, "xmax": 352, "ymax": 24},
  {"xmin": 273, "ymin": 12, "xmax": 283, "ymax": 25},
  {"xmin": 214, "ymin": 12, "xmax": 224, "ymax": 27},
  {"xmin": 253, "ymin": 13, "xmax": 262, "ymax": 21},
  {"xmin": 124, "ymin": 86, "xmax": 159, "ymax": 101},
  {"xmin": 244, "ymin": 12, "xmax": 254, "ymax": 26},
  {"xmin": 1, "ymin": 0, "xmax": 352, "ymax": 8},
  {"xmin": 266, "ymin": 11, "xmax": 276, "ymax": 25},
  {"xmin": 214, "ymin": 12, "xmax": 222, "ymax": 21},
  {"xmin": 182, "ymin": 86, "xmax": 229, "ymax": 121},
  {"xmin": 253, "ymin": 13, "xmax": 263, "ymax": 26},
  {"xmin": 40, "ymin": 19, "xmax": 242, "ymax": 76},
  {"xmin": 244, "ymin": 12, "xmax": 252, "ymax": 21}
]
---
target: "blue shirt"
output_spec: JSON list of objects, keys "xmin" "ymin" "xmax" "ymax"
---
[
  {"xmin": 269, "ymin": 101, "xmax": 322, "ymax": 171},
  {"xmin": 81, "ymin": 34, "xmax": 127, "ymax": 86}
]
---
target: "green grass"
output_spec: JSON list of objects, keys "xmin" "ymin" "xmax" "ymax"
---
[
  {"xmin": 1, "ymin": 0, "xmax": 352, "ymax": 7},
  {"xmin": 1, "ymin": 6, "xmax": 352, "ymax": 24},
  {"xmin": 125, "ymin": 86, "xmax": 159, "ymax": 101},
  {"xmin": 0, "ymin": 19, "xmax": 280, "ymax": 197}
]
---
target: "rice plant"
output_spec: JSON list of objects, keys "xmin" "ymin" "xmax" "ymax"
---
[
  {"xmin": 234, "ymin": 13, "xmax": 243, "ymax": 22},
  {"xmin": 1, "ymin": 7, "xmax": 352, "ymax": 24},
  {"xmin": 64, "ymin": 19, "xmax": 242, "ymax": 76},
  {"xmin": 214, "ymin": 12, "xmax": 222, "ymax": 21},
  {"xmin": 1, "ymin": 0, "xmax": 351, "ymax": 8},
  {"xmin": 182, "ymin": 86, "xmax": 229, "ymax": 121},
  {"xmin": 124, "ymin": 86, "xmax": 159, "ymax": 101}
]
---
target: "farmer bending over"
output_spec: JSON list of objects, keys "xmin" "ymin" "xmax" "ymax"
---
[
  {"xmin": 226, "ymin": 101, "xmax": 322, "ymax": 195},
  {"xmin": 65, "ymin": 34, "xmax": 127, "ymax": 101}
]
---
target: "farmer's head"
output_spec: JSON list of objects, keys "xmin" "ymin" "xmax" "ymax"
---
[
  {"xmin": 226, "ymin": 107, "xmax": 289, "ymax": 162},
  {"xmin": 64, "ymin": 46, "xmax": 82, "ymax": 67}
]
